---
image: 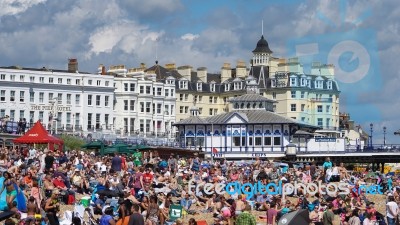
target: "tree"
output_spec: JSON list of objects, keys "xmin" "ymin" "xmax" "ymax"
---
[{"xmin": 60, "ymin": 134, "xmax": 85, "ymax": 151}]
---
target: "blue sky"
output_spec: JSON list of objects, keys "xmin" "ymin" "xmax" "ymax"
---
[{"xmin": 1, "ymin": 0, "xmax": 399, "ymax": 143}]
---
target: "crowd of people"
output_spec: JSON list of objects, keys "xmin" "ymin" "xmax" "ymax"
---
[{"xmin": 0, "ymin": 146, "xmax": 398, "ymax": 225}]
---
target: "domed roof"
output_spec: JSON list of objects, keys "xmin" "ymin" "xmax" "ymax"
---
[{"xmin": 252, "ymin": 35, "xmax": 273, "ymax": 54}]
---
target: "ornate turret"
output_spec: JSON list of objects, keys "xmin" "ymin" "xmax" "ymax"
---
[{"xmin": 252, "ymin": 35, "xmax": 273, "ymax": 66}]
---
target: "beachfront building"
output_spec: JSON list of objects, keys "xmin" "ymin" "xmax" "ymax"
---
[
  {"xmin": 0, "ymin": 59, "xmax": 115, "ymax": 134},
  {"xmin": 109, "ymin": 62, "xmax": 176, "ymax": 140},
  {"xmin": 173, "ymin": 77, "xmax": 345, "ymax": 159},
  {"xmin": 170, "ymin": 34, "xmax": 341, "ymax": 130}
]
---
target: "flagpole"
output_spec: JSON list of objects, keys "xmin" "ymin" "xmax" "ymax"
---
[{"xmin": 211, "ymin": 123, "xmax": 214, "ymax": 163}]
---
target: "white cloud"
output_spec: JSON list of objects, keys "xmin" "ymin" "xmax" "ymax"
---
[
  {"xmin": 0, "ymin": 0, "xmax": 46, "ymax": 17},
  {"xmin": 181, "ymin": 33, "xmax": 199, "ymax": 41}
]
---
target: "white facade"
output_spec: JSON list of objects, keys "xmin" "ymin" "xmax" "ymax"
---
[
  {"xmin": 111, "ymin": 69, "xmax": 176, "ymax": 140},
  {"xmin": 0, "ymin": 67, "xmax": 114, "ymax": 134}
]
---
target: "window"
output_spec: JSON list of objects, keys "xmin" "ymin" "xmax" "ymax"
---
[
  {"xmin": 301, "ymin": 104, "xmax": 305, "ymax": 112},
  {"xmin": 209, "ymin": 109, "xmax": 213, "ymax": 115},
  {"xmin": 67, "ymin": 94, "xmax": 71, "ymax": 104},
  {"xmin": 327, "ymin": 81, "xmax": 332, "ymax": 89},
  {"xmin": 19, "ymin": 91, "xmax": 24, "ymax": 102},
  {"xmin": 179, "ymin": 80, "xmax": 188, "ymax": 89},
  {"xmin": 225, "ymin": 84, "xmax": 230, "ymax": 91},
  {"xmin": 273, "ymin": 137, "xmax": 281, "ymax": 146},
  {"xmin": 210, "ymin": 83, "xmax": 216, "ymax": 92},
  {"xmin": 87, "ymin": 113, "xmax": 92, "ymax": 129},
  {"xmin": 179, "ymin": 106, "xmax": 184, "ymax": 113},
  {"xmin": 140, "ymin": 119, "xmax": 144, "ymax": 132},
  {"xmin": 255, "ymin": 137, "xmax": 262, "ymax": 146},
  {"xmin": 290, "ymin": 104, "xmax": 296, "ymax": 112},
  {"xmin": 39, "ymin": 77, "xmax": 44, "ymax": 83},
  {"xmin": 241, "ymin": 137, "xmax": 246, "ymax": 146},
  {"xmin": 290, "ymin": 77, "xmax": 297, "ymax": 86},
  {"xmin": 58, "ymin": 78, "xmax": 62, "ymax": 84},
  {"xmin": 140, "ymin": 102, "xmax": 144, "ymax": 112},
  {"xmin": 67, "ymin": 79, "xmax": 71, "ymax": 84},
  {"xmin": 105, "ymin": 81, "xmax": 109, "ymax": 87},
  {"xmin": 209, "ymin": 97, "xmax": 213, "ymax": 103},
  {"xmin": 88, "ymin": 95, "xmax": 92, "ymax": 105},
  {"xmin": 199, "ymin": 107, "xmax": 202, "ymax": 114},
  {"xmin": 233, "ymin": 137, "xmax": 240, "ymax": 146},
  {"xmin": 96, "ymin": 95, "xmax": 101, "ymax": 106},
  {"xmin": 197, "ymin": 83, "xmax": 202, "ymax": 91},
  {"xmin": 18, "ymin": 75, "xmax": 24, "ymax": 82},
  {"xmin": 75, "ymin": 94, "xmax": 80, "ymax": 105},
  {"xmin": 315, "ymin": 80, "xmax": 323, "ymax": 89},
  {"xmin": 234, "ymin": 82, "xmax": 242, "ymax": 90},
  {"xmin": 10, "ymin": 91, "xmax": 15, "ymax": 102},
  {"xmin": 10, "ymin": 75, "xmax": 15, "ymax": 81},
  {"xmin": 130, "ymin": 100, "xmax": 135, "ymax": 111},
  {"xmin": 157, "ymin": 103, "xmax": 162, "ymax": 114},
  {"xmin": 214, "ymin": 109, "xmax": 218, "ymax": 114},
  {"xmin": 171, "ymin": 89, "xmax": 174, "ymax": 97},
  {"xmin": 317, "ymin": 118, "xmax": 323, "ymax": 126},
  {"xmin": 48, "ymin": 93, "xmax": 54, "ymax": 103},
  {"xmin": 165, "ymin": 89, "xmax": 169, "ymax": 97},
  {"xmin": 249, "ymin": 137, "xmax": 253, "ymax": 146},
  {"xmin": 30, "ymin": 92, "xmax": 34, "ymax": 103},
  {"xmin": 124, "ymin": 100, "xmax": 128, "ymax": 111},
  {"xmin": 105, "ymin": 114, "xmax": 109, "ymax": 127},
  {"xmin": 146, "ymin": 102, "xmax": 151, "ymax": 113},
  {"xmin": 272, "ymin": 92, "xmax": 276, "ymax": 99},
  {"xmin": 184, "ymin": 106, "xmax": 189, "ymax": 113},
  {"xmin": 326, "ymin": 105, "xmax": 330, "ymax": 113},
  {"xmin": 76, "ymin": 79, "xmax": 80, "ymax": 85},
  {"xmin": 301, "ymin": 117, "xmax": 305, "ymax": 122},
  {"xmin": 317, "ymin": 105, "xmax": 323, "ymax": 112},
  {"xmin": 146, "ymin": 86, "xmax": 151, "ymax": 94},
  {"xmin": 39, "ymin": 92, "xmax": 44, "ymax": 103},
  {"xmin": 157, "ymin": 88, "xmax": 162, "ymax": 95},
  {"xmin": 199, "ymin": 96, "xmax": 202, "ymax": 102},
  {"xmin": 0, "ymin": 90, "xmax": 5, "ymax": 101},
  {"xmin": 0, "ymin": 109, "xmax": 5, "ymax": 118},
  {"xmin": 57, "ymin": 93, "xmax": 62, "ymax": 104},
  {"xmin": 9, "ymin": 110, "xmax": 15, "ymax": 120},
  {"xmin": 214, "ymin": 97, "xmax": 217, "ymax": 103},
  {"xmin": 39, "ymin": 111, "xmax": 44, "ymax": 121},
  {"xmin": 130, "ymin": 83, "xmax": 136, "ymax": 92},
  {"xmin": 326, "ymin": 118, "xmax": 330, "ymax": 128},
  {"xmin": 30, "ymin": 76, "xmax": 35, "ymax": 82},
  {"xmin": 124, "ymin": 83, "xmax": 128, "ymax": 91},
  {"xmin": 49, "ymin": 78, "xmax": 54, "ymax": 83},
  {"xmin": 96, "ymin": 80, "xmax": 101, "ymax": 86},
  {"xmin": 184, "ymin": 94, "xmax": 188, "ymax": 101},
  {"xmin": 301, "ymin": 78, "xmax": 306, "ymax": 86},
  {"xmin": 0, "ymin": 74, "xmax": 5, "ymax": 80},
  {"xmin": 105, "ymin": 96, "xmax": 109, "ymax": 107},
  {"xmin": 291, "ymin": 91, "xmax": 296, "ymax": 98},
  {"xmin": 179, "ymin": 94, "xmax": 183, "ymax": 101},
  {"xmin": 88, "ymin": 80, "xmax": 92, "ymax": 85},
  {"xmin": 75, "ymin": 113, "xmax": 80, "ymax": 126},
  {"xmin": 139, "ymin": 86, "xmax": 144, "ymax": 94},
  {"xmin": 164, "ymin": 105, "xmax": 169, "ymax": 115},
  {"xmin": 301, "ymin": 92, "xmax": 305, "ymax": 98}
]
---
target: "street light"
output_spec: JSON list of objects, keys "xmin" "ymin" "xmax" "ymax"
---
[
  {"xmin": 383, "ymin": 126, "xmax": 387, "ymax": 146},
  {"xmin": 369, "ymin": 123, "xmax": 373, "ymax": 148}
]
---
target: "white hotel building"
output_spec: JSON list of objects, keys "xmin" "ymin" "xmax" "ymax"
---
[
  {"xmin": 0, "ymin": 59, "xmax": 115, "ymax": 134},
  {"xmin": 107, "ymin": 62, "xmax": 176, "ymax": 139}
]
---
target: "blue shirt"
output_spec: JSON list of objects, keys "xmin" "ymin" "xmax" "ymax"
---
[
  {"xmin": 180, "ymin": 198, "xmax": 192, "ymax": 210},
  {"xmin": 323, "ymin": 161, "xmax": 332, "ymax": 169}
]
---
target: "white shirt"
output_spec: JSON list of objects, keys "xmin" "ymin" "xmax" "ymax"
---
[
  {"xmin": 29, "ymin": 149, "xmax": 37, "ymax": 159},
  {"xmin": 386, "ymin": 201, "xmax": 398, "ymax": 218},
  {"xmin": 100, "ymin": 164, "xmax": 107, "ymax": 172}
]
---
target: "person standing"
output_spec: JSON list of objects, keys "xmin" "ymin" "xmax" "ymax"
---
[
  {"xmin": 128, "ymin": 204, "xmax": 144, "ymax": 225},
  {"xmin": 322, "ymin": 203, "xmax": 334, "ymax": 225},
  {"xmin": 111, "ymin": 153, "xmax": 122, "ymax": 173},
  {"xmin": 386, "ymin": 195, "xmax": 398, "ymax": 225},
  {"xmin": 44, "ymin": 151, "xmax": 55, "ymax": 172}
]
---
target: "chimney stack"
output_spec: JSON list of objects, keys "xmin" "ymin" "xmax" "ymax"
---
[{"xmin": 68, "ymin": 58, "xmax": 78, "ymax": 73}]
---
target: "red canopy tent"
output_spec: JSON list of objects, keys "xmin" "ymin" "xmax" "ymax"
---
[{"xmin": 13, "ymin": 121, "xmax": 63, "ymax": 150}]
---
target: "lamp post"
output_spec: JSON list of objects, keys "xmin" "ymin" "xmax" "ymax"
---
[
  {"xmin": 369, "ymin": 123, "xmax": 373, "ymax": 149},
  {"xmin": 383, "ymin": 126, "xmax": 387, "ymax": 147}
]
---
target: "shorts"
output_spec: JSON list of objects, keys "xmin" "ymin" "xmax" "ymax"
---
[{"xmin": 6, "ymin": 190, "xmax": 17, "ymax": 197}]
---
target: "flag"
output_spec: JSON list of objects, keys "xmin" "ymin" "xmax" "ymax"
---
[{"xmin": 212, "ymin": 148, "xmax": 218, "ymax": 153}]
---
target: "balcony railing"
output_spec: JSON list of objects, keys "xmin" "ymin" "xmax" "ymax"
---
[{"xmin": 310, "ymin": 98, "xmax": 333, "ymax": 103}]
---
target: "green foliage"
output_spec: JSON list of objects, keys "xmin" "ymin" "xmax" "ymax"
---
[{"xmin": 60, "ymin": 135, "xmax": 86, "ymax": 151}]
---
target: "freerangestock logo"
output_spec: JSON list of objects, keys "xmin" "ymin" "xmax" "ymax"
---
[{"xmin": 188, "ymin": 179, "xmax": 383, "ymax": 199}]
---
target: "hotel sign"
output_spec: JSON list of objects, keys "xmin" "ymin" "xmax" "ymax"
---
[
  {"xmin": 315, "ymin": 138, "xmax": 336, "ymax": 142},
  {"xmin": 30, "ymin": 105, "xmax": 72, "ymax": 112}
]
